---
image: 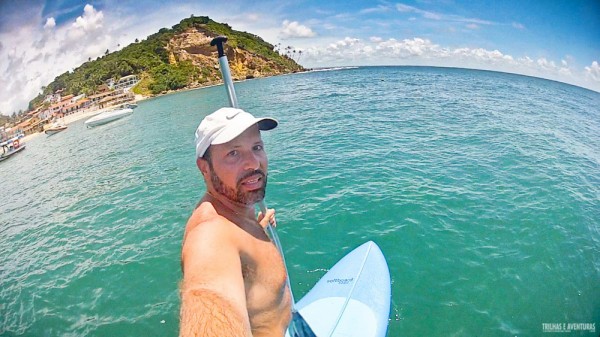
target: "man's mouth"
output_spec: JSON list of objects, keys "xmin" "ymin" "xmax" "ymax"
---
[{"xmin": 239, "ymin": 172, "xmax": 265, "ymax": 190}]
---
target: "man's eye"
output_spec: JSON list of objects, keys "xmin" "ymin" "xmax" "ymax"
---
[
  {"xmin": 227, "ymin": 150, "xmax": 239, "ymax": 157},
  {"xmin": 253, "ymin": 145, "xmax": 263, "ymax": 151}
]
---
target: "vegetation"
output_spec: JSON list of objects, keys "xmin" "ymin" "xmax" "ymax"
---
[
  {"xmin": 0, "ymin": 114, "xmax": 11, "ymax": 126},
  {"xmin": 148, "ymin": 61, "xmax": 200, "ymax": 93},
  {"xmin": 28, "ymin": 16, "xmax": 302, "ymax": 110},
  {"xmin": 0, "ymin": 110, "xmax": 24, "ymax": 126}
]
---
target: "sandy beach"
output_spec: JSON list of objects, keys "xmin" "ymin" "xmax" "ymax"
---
[
  {"xmin": 18, "ymin": 78, "xmax": 266, "ymax": 143},
  {"xmin": 21, "ymin": 108, "xmax": 103, "ymax": 143},
  {"xmin": 20, "ymin": 101, "xmax": 145, "ymax": 143}
]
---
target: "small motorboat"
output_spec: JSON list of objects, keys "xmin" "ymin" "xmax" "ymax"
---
[
  {"xmin": 0, "ymin": 137, "xmax": 26, "ymax": 162},
  {"xmin": 45, "ymin": 121, "xmax": 68, "ymax": 135},
  {"xmin": 84, "ymin": 108, "xmax": 134, "ymax": 128}
]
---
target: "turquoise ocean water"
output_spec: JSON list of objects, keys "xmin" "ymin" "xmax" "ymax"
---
[{"xmin": 1, "ymin": 67, "xmax": 599, "ymax": 336}]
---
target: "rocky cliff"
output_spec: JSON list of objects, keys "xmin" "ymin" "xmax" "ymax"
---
[{"xmin": 166, "ymin": 25, "xmax": 302, "ymax": 82}]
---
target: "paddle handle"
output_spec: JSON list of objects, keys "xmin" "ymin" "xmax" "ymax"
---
[
  {"xmin": 211, "ymin": 36, "xmax": 239, "ymax": 108},
  {"xmin": 259, "ymin": 201, "xmax": 296, "ymax": 306}
]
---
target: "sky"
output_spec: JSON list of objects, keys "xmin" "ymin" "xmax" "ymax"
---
[{"xmin": 1, "ymin": 0, "xmax": 599, "ymax": 116}]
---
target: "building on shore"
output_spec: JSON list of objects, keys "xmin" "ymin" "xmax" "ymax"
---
[
  {"xmin": 88, "ymin": 88, "xmax": 135, "ymax": 109},
  {"xmin": 6, "ymin": 75, "xmax": 140, "ymax": 136},
  {"xmin": 106, "ymin": 75, "xmax": 140, "ymax": 92},
  {"xmin": 115, "ymin": 75, "xmax": 140, "ymax": 91}
]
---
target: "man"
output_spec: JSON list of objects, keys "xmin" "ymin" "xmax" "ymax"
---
[{"xmin": 180, "ymin": 107, "xmax": 292, "ymax": 337}]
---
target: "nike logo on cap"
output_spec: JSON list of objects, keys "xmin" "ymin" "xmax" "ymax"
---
[{"xmin": 226, "ymin": 111, "xmax": 241, "ymax": 120}]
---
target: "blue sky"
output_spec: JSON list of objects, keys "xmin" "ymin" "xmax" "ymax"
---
[{"xmin": 1, "ymin": 0, "xmax": 599, "ymax": 115}]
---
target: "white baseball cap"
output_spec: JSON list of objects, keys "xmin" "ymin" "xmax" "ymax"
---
[{"xmin": 195, "ymin": 107, "xmax": 278, "ymax": 158}]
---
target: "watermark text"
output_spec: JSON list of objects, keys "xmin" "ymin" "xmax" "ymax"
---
[{"xmin": 542, "ymin": 323, "xmax": 595, "ymax": 333}]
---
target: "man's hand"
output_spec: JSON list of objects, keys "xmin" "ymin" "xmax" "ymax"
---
[{"xmin": 257, "ymin": 208, "xmax": 276, "ymax": 229}]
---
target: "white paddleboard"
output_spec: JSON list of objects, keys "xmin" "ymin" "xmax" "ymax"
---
[{"xmin": 288, "ymin": 241, "xmax": 391, "ymax": 337}]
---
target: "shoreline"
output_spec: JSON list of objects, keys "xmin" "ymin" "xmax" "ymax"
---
[
  {"xmin": 21, "ymin": 107, "xmax": 111, "ymax": 143},
  {"xmin": 20, "ymin": 70, "xmax": 310, "ymax": 144}
]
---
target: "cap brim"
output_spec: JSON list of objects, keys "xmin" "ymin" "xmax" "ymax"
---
[{"xmin": 257, "ymin": 117, "xmax": 278, "ymax": 131}]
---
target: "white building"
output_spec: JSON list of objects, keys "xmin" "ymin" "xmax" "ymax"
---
[{"xmin": 114, "ymin": 75, "xmax": 140, "ymax": 91}]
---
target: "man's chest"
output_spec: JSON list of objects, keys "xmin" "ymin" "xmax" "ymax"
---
[{"xmin": 241, "ymin": 240, "xmax": 289, "ymax": 312}]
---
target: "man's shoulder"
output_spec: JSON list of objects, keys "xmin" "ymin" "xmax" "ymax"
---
[
  {"xmin": 185, "ymin": 201, "xmax": 233, "ymax": 242},
  {"xmin": 181, "ymin": 202, "xmax": 240, "ymax": 271}
]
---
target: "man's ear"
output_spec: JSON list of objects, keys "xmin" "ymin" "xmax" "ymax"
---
[{"xmin": 197, "ymin": 158, "xmax": 209, "ymax": 176}]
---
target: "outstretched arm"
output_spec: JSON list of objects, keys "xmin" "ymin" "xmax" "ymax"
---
[
  {"xmin": 180, "ymin": 221, "xmax": 252, "ymax": 337},
  {"xmin": 180, "ymin": 287, "xmax": 250, "ymax": 337}
]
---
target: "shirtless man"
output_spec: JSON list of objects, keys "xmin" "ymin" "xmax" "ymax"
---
[{"xmin": 180, "ymin": 107, "xmax": 291, "ymax": 337}]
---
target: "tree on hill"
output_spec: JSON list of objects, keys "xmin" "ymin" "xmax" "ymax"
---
[{"xmin": 29, "ymin": 15, "xmax": 303, "ymax": 108}]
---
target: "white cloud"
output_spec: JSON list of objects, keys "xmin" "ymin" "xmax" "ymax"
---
[
  {"xmin": 451, "ymin": 48, "xmax": 513, "ymax": 64},
  {"xmin": 280, "ymin": 20, "xmax": 316, "ymax": 39},
  {"xmin": 299, "ymin": 35, "xmax": 599, "ymax": 92},
  {"xmin": 512, "ymin": 22, "xmax": 525, "ymax": 30},
  {"xmin": 396, "ymin": 3, "xmax": 493, "ymax": 24},
  {"xmin": 559, "ymin": 67, "xmax": 572, "ymax": 76},
  {"xmin": 519, "ymin": 56, "xmax": 534, "ymax": 66},
  {"xmin": 376, "ymin": 38, "xmax": 441, "ymax": 58},
  {"xmin": 360, "ymin": 5, "xmax": 390, "ymax": 14},
  {"xmin": 246, "ymin": 13, "xmax": 261, "ymax": 22},
  {"xmin": 329, "ymin": 37, "xmax": 360, "ymax": 49},
  {"xmin": 396, "ymin": 4, "xmax": 417, "ymax": 13},
  {"xmin": 322, "ymin": 23, "xmax": 337, "ymax": 30},
  {"xmin": 423, "ymin": 12, "xmax": 442, "ymax": 20},
  {"xmin": 0, "ymin": 4, "xmax": 117, "ymax": 115},
  {"xmin": 44, "ymin": 17, "xmax": 56, "ymax": 30},
  {"xmin": 68, "ymin": 4, "xmax": 104, "ymax": 40},
  {"xmin": 395, "ymin": 3, "xmax": 441, "ymax": 20},
  {"xmin": 585, "ymin": 61, "xmax": 600, "ymax": 81},
  {"xmin": 537, "ymin": 57, "xmax": 557, "ymax": 70}
]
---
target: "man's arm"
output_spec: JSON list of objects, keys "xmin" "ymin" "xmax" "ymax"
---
[{"xmin": 180, "ymin": 221, "xmax": 252, "ymax": 337}]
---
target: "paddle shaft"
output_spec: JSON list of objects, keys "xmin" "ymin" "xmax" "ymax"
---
[{"xmin": 210, "ymin": 36, "xmax": 297, "ymax": 307}]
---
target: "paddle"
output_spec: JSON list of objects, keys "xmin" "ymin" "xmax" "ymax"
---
[{"xmin": 210, "ymin": 36, "xmax": 316, "ymax": 337}]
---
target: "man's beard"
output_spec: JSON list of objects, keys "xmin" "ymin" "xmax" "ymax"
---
[{"xmin": 209, "ymin": 162, "xmax": 267, "ymax": 205}]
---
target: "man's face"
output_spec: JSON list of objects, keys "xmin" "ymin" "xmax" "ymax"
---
[{"xmin": 203, "ymin": 124, "xmax": 268, "ymax": 205}]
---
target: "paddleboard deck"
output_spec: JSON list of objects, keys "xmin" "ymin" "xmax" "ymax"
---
[{"xmin": 287, "ymin": 241, "xmax": 391, "ymax": 337}]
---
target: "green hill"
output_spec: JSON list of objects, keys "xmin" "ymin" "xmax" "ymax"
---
[{"xmin": 29, "ymin": 16, "xmax": 304, "ymax": 109}]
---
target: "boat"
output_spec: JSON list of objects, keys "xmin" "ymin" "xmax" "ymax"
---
[
  {"xmin": 0, "ymin": 137, "xmax": 26, "ymax": 162},
  {"xmin": 45, "ymin": 121, "xmax": 68, "ymax": 135},
  {"xmin": 84, "ymin": 108, "xmax": 133, "ymax": 128}
]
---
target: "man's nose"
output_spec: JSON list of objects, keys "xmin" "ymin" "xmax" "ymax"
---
[{"xmin": 243, "ymin": 151, "xmax": 260, "ymax": 170}]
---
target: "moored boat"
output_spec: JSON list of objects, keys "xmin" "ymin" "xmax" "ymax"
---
[
  {"xmin": 0, "ymin": 137, "xmax": 26, "ymax": 162},
  {"xmin": 84, "ymin": 108, "xmax": 134, "ymax": 128},
  {"xmin": 45, "ymin": 121, "xmax": 68, "ymax": 135}
]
